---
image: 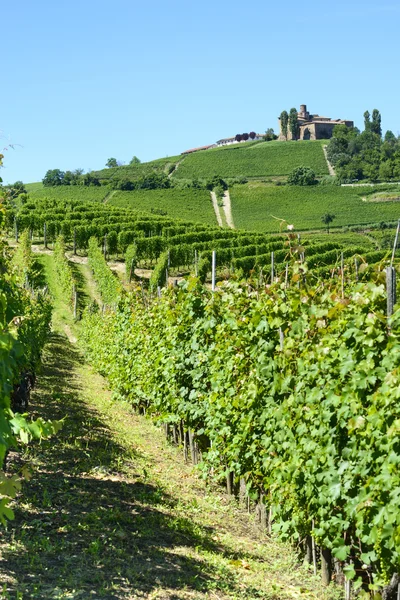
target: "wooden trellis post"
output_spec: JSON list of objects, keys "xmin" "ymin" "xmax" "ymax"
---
[
  {"xmin": 271, "ymin": 252, "xmax": 275, "ymax": 284},
  {"xmin": 129, "ymin": 258, "xmax": 135, "ymax": 283},
  {"xmin": 386, "ymin": 266, "xmax": 396, "ymax": 317},
  {"xmin": 212, "ymin": 250, "xmax": 216, "ymax": 291}
]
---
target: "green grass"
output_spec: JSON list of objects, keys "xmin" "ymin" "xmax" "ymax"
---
[
  {"xmin": 108, "ymin": 188, "xmax": 217, "ymax": 226},
  {"xmin": 173, "ymin": 140, "xmax": 329, "ymax": 180},
  {"xmin": 230, "ymin": 182, "xmax": 400, "ymax": 232}
]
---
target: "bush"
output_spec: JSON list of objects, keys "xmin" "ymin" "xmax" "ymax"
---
[{"xmin": 287, "ymin": 166, "xmax": 317, "ymax": 186}]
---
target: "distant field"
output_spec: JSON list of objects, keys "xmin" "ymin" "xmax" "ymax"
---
[
  {"xmin": 173, "ymin": 140, "xmax": 329, "ymax": 180},
  {"xmin": 230, "ymin": 183, "xmax": 400, "ymax": 232},
  {"xmin": 25, "ymin": 184, "xmax": 109, "ymax": 202},
  {"xmin": 108, "ymin": 188, "xmax": 216, "ymax": 226},
  {"xmin": 92, "ymin": 156, "xmax": 182, "ymax": 181}
]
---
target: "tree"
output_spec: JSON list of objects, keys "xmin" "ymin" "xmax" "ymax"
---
[
  {"xmin": 5, "ymin": 180, "xmax": 26, "ymax": 198},
  {"xmin": 106, "ymin": 158, "xmax": 118, "ymax": 168},
  {"xmin": 249, "ymin": 132, "xmax": 256, "ymax": 140},
  {"xmin": 364, "ymin": 111, "xmax": 371, "ymax": 132},
  {"xmin": 242, "ymin": 133, "xmax": 249, "ymax": 141},
  {"xmin": 384, "ymin": 130, "xmax": 396, "ymax": 143},
  {"xmin": 264, "ymin": 128, "xmax": 277, "ymax": 141},
  {"xmin": 42, "ymin": 169, "xmax": 65, "ymax": 186},
  {"xmin": 287, "ymin": 166, "xmax": 317, "ymax": 186},
  {"xmin": 81, "ymin": 172, "xmax": 101, "ymax": 186},
  {"xmin": 289, "ymin": 108, "xmax": 299, "ymax": 140},
  {"xmin": 280, "ymin": 110, "xmax": 289, "ymax": 140},
  {"xmin": 371, "ymin": 109, "xmax": 382, "ymax": 137},
  {"xmin": 235, "ymin": 134, "xmax": 242, "ymax": 142},
  {"xmin": 321, "ymin": 213, "xmax": 335, "ymax": 233},
  {"xmin": 129, "ymin": 156, "xmax": 141, "ymax": 165}
]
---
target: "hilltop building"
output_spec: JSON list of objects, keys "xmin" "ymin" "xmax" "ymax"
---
[
  {"xmin": 278, "ymin": 105, "xmax": 353, "ymax": 141},
  {"xmin": 215, "ymin": 133, "xmax": 265, "ymax": 146},
  {"xmin": 181, "ymin": 133, "xmax": 264, "ymax": 154}
]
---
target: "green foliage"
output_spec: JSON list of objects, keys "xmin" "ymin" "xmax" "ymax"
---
[
  {"xmin": 371, "ymin": 109, "xmax": 382, "ymax": 137},
  {"xmin": 197, "ymin": 254, "xmax": 211, "ymax": 283},
  {"xmin": 26, "ymin": 183, "xmax": 108, "ymax": 203},
  {"xmin": 173, "ymin": 141, "xmax": 329, "ymax": 180},
  {"xmin": 109, "ymin": 188, "xmax": 215, "ymax": 226},
  {"xmin": 53, "ymin": 235, "xmax": 76, "ymax": 306},
  {"xmin": 288, "ymin": 107, "xmax": 299, "ymax": 140},
  {"xmin": 149, "ymin": 251, "xmax": 169, "ymax": 290},
  {"xmin": 321, "ymin": 213, "xmax": 336, "ymax": 233},
  {"xmin": 80, "ymin": 269, "xmax": 400, "ymax": 591},
  {"xmin": 327, "ymin": 109, "xmax": 399, "ymax": 183},
  {"xmin": 87, "ymin": 237, "xmax": 123, "ymax": 305},
  {"xmin": 0, "ymin": 231, "xmax": 60, "ymax": 524},
  {"xmin": 106, "ymin": 158, "xmax": 118, "ymax": 168},
  {"xmin": 42, "ymin": 169, "xmax": 65, "ymax": 187},
  {"xmin": 230, "ymin": 182, "xmax": 400, "ymax": 232},
  {"xmin": 12, "ymin": 230, "xmax": 34, "ymax": 282},
  {"xmin": 125, "ymin": 244, "xmax": 137, "ymax": 281},
  {"xmin": 91, "ymin": 155, "xmax": 181, "ymax": 183},
  {"xmin": 287, "ymin": 166, "xmax": 317, "ymax": 186},
  {"xmin": 110, "ymin": 171, "xmax": 171, "ymax": 191}
]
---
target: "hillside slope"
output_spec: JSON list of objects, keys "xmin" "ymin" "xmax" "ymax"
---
[{"xmin": 172, "ymin": 140, "xmax": 329, "ymax": 180}]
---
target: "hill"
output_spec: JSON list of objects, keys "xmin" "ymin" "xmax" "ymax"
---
[
  {"xmin": 25, "ymin": 139, "xmax": 400, "ymax": 235},
  {"xmin": 171, "ymin": 140, "xmax": 329, "ymax": 180}
]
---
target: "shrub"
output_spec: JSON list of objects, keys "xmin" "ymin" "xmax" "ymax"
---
[{"xmin": 287, "ymin": 166, "xmax": 317, "ymax": 186}]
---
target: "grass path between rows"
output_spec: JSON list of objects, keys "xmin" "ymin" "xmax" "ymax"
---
[{"xmin": 0, "ymin": 253, "xmax": 340, "ymax": 599}]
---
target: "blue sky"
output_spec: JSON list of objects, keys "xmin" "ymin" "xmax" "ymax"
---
[{"xmin": 2, "ymin": 0, "xmax": 399, "ymax": 184}]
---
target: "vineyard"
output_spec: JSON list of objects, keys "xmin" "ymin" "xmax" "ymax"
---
[
  {"xmin": 230, "ymin": 182, "xmax": 400, "ymax": 232},
  {"xmin": 7, "ymin": 194, "xmax": 396, "ymax": 292},
  {"xmin": 108, "ymin": 188, "xmax": 216, "ymax": 225},
  {"xmin": 0, "ymin": 220, "xmax": 61, "ymax": 526},
  {"xmin": 80, "ymin": 261, "xmax": 400, "ymax": 597},
  {"xmin": 90, "ymin": 155, "xmax": 182, "ymax": 182},
  {"xmin": 3, "ymin": 173, "xmax": 400, "ymax": 598},
  {"xmin": 172, "ymin": 140, "xmax": 329, "ymax": 180}
]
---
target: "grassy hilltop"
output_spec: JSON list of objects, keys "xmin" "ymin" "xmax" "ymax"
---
[{"xmin": 172, "ymin": 139, "xmax": 329, "ymax": 179}]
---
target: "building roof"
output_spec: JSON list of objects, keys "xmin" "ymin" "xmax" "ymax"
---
[
  {"xmin": 216, "ymin": 134, "xmax": 264, "ymax": 143},
  {"xmin": 181, "ymin": 144, "xmax": 215, "ymax": 155},
  {"xmin": 300, "ymin": 120, "xmax": 353, "ymax": 126}
]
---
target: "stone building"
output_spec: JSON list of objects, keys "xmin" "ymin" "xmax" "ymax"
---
[{"xmin": 278, "ymin": 105, "xmax": 353, "ymax": 141}]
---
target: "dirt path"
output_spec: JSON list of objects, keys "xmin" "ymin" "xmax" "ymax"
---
[
  {"xmin": 323, "ymin": 145, "xmax": 335, "ymax": 177},
  {"xmin": 103, "ymin": 190, "xmax": 117, "ymax": 204},
  {"xmin": 222, "ymin": 189, "xmax": 235, "ymax": 229},
  {"xmin": 210, "ymin": 191, "xmax": 224, "ymax": 227},
  {"xmin": 167, "ymin": 158, "xmax": 185, "ymax": 179},
  {"xmin": 0, "ymin": 331, "xmax": 334, "ymax": 600}
]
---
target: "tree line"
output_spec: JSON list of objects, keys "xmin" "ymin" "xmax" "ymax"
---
[{"xmin": 326, "ymin": 109, "xmax": 400, "ymax": 182}]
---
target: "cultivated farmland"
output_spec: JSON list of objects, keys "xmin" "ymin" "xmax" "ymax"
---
[
  {"xmin": 108, "ymin": 188, "xmax": 216, "ymax": 226},
  {"xmin": 92, "ymin": 155, "xmax": 182, "ymax": 182},
  {"xmin": 230, "ymin": 182, "xmax": 400, "ymax": 232},
  {"xmin": 173, "ymin": 140, "xmax": 329, "ymax": 180}
]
